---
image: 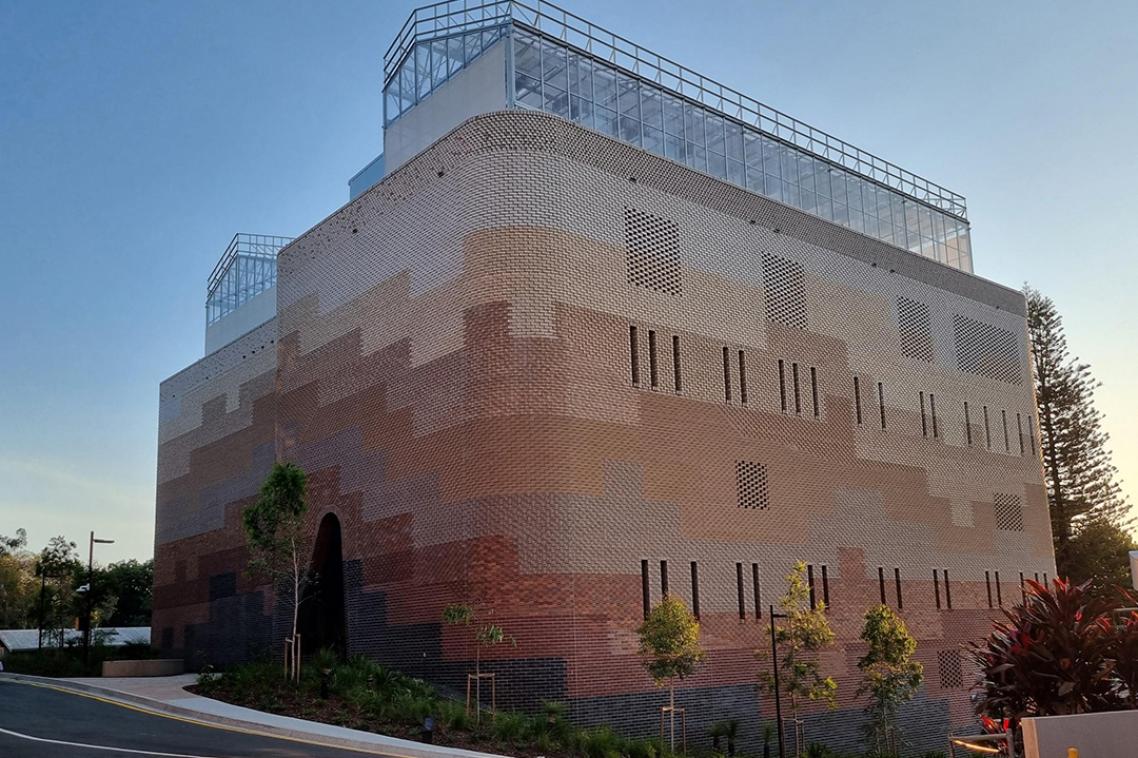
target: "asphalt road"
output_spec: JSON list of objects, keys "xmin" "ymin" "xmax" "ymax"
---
[{"xmin": 0, "ymin": 679, "xmax": 396, "ymax": 758}]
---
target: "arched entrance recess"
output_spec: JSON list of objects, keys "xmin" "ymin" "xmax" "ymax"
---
[{"xmin": 299, "ymin": 513, "xmax": 347, "ymax": 655}]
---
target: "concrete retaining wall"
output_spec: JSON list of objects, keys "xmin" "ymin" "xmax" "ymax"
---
[{"xmin": 102, "ymin": 659, "xmax": 185, "ymax": 677}]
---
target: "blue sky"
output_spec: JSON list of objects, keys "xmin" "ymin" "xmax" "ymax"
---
[{"xmin": 2, "ymin": 0, "xmax": 1136, "ymax": 563}]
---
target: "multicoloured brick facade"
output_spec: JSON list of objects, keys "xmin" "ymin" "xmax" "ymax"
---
[{"xmin": 154, "ymin": 111, "xmax": 1053, "ymax": 753}]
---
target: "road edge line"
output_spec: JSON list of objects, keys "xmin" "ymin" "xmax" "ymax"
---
[{"xmin": 0, "ymin": 673, "xmax": 504, "ymax": 758}]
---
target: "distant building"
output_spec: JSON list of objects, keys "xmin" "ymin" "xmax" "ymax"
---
[
  {"xmin": 0, "ymin": 627, "xmax": 150, "ymax": 655},
  {"xmin": 154, "ymin": 2, "xmax": 1053, "ymax": 752}
]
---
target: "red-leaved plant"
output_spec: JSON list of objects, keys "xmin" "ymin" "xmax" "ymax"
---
[{"xmin": 969, "ymin": 577, "xmax": 1138, "ymax": 731}]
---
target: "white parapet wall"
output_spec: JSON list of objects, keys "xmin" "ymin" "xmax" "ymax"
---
[
  {"xmin": 1022, "ymin": 710, "xmax": 1138, "ymax": 757},
  {"xmin": 205, "ymin": 285, "xmax": 277, "ymax": 354},
  {"xmin": 382, "ymin": 36, "xmax": 508, "ymax": 174}
]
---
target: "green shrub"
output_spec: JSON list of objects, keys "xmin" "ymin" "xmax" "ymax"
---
[
  {"xmin": 436, "ymin": 699, "xmax": 469, "ymax": 731},
  {"xmin": 625, "ymin": 737, "xmax": 660, "ymax": 758},
  {"xmin": 579, "ymin": 726, "xmax": 624, "ymax": 758},
  {"xmin": 492, "ymin": 711, "xmax": 527, "ymax": 745},
  {"xmin": 804, "ymin": 743, "xmax": 845, "ymax": 758}
]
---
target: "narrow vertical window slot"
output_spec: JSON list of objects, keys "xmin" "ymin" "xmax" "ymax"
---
[
  {"xmin": 629, "ymin": 326, "xmax": 640, "ymax": 386},
  {"xmin": 853, "ymin": 376, "xmax": 862, "ymax": 425},
  {"xmin": 894, "ymin": 567, "xmax": 903, "ymax": 610},
  {"xmin": 1029, "ymin": 416, "xmax": 1037, "ymax": 455},
  {"xmin": 778, "ymin": 360, "xmax": 787, "ymax": 412},
  {"xmin": 640, "ymin": 559, "xmax": 650, "ymax": 618},
  {"xmin": 807, "ymin": 564, "xmax": 816, "ymax": 609},
  {"xmin": 1016, "ymin": 413, "xmax": 1024, "ymax": 455},
  {"xmin": 821, "ymin": 564, "xmax": 830, "ymax": 605},
  {"xmin": 672, "ymin": 335, "xmax": 682, "ymax": 392},
  {"xmin": 920, "ymin": 391, "xmax": 928, "ymax": 437},
  {"xmin": 930, "ymin": 393, "xmax": 938, "ymax": 438},
  {"xmin": 1034, "ymin": 571, "xmax": 1040, "ymax": 583},
  {"xmin": 690, "ymin": 562, "xmax": 700, "ymax": 619},
  {"xmin": 660, "ymin": 560, "xmax": 668, "ymax": 596},
  {"xmin": 983, "ymin": 405, "xmax": 991, "ymax": 449},
  {"xmin": 985, "ymin": 570, "xmax": 993, "ymax": 608},
  {"xmin": 944, "ymin": 569, "xmax": 952, "ymax": 609},
  {"xmin": 792, "ymin": 362, "xmax": 802, "ymax": 414},
  {"xmin": 878, "ymin": 382, "xmax": 887, "ymax": 429},
  {"xmin": 1001, "ymin": 410, "xmax": 1010, "ymax": 452},
  {"xmin": 723, "ymin": 347, "xmax": 732, "ymax": 403},
  {"xmin": 738, "ymin": 350, "xmax": 748, "ymax": 405},
  {"xmin": 878, "ymin": 566, "xmax": 886, "ymax": 604},
  {"xmin": 810, "ymin": 367, "xmax": 819, "ymax": 418},
  {"xmin": 648, "ymin": 330, "xmax": 658, "ymax": 388},
  {"xmin": 964, "ymin": 401, "xmax": 972, "ymax": 446},
  {"xmin": 933, "ymin": 568, "xmax": 941, "ymax": 609},
  {"xmin": 1043, "ymin": 571, "xmax": 1049, "ymax": 586},
  {"xmin": 751, "ymin": 563, "xmax": 761, "ymax": 619},
  {"xmin": 735, "ymin": 562, "xmax": 746, "ymax": 620},
  {"xmin": 995, "ymin": 570, "xmax": 1003, "ymax": 606},
  {"xmin": 1019, "ymin": 571, "xmax": 1026, "ymax": 602}
]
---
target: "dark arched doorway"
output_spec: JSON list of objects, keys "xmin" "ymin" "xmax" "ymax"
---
[{"xmin": 299, "ymin": 513, "xmax": 347, "ymax": 656}]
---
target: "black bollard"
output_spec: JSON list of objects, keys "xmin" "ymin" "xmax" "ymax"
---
[{"xmin": 421, "ymin": 716, "xmax": 435, "ymax": 744}]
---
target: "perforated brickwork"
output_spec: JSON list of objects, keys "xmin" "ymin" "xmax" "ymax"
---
[
  {"xmin": 994, "ymin": 493, "xmax": 1025, "ymax": 531},
  {"xmin": 625, "ymin": 206, "xmax": 681, "ymax": 295},
  {"xmin": 898, "ymin": 297, "xmax": 935, "ymax": 362},
  {"xmin": 938, "ymin": 650, "xmax": 964, "ymax": 689},
  {"xmin": 736, "ymin": 461, "xmax": 770, "ymax": 510},
  {"xmin": 954, "ymin": 314, "xmax": 1023, "ymax": 384},
  {"xmin": 154, "ymin": 111, "xmax": 1051, "ymax": 756},
  {"xmin": 762, "ymin": 253, "xmax": 807, "ymax": 328}
]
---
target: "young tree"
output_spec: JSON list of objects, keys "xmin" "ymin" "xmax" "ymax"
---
[
  {"xmin": 758, "ymin": 561, "xmax": 837, "ymax": 756},
  {"xmin": 637, "ymin": 595, "xmax": 705, "ymax": 751},
  {"xmin": 243, "ymin": 462, "xmax": 313, "ymax": 679},
  {"xmin": 1027, "ymin": 287, "xmax": 1132, "ymax": 576},
  {"xmin": 856, "ymin": 605, "xmax": 923, "ymax": 754},
  {"xmin": 442, "ymin": 603, "xmax": 516, "ymax": 721},
  {"xmin": 36, "ymin": 536, "xmax": 81, "ymax": 647}
]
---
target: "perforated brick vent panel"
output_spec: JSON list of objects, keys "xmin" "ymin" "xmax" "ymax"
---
[
  {"xmin": 625, "ymin": 207, "xmax": 681, "ymax": 295},
  {"xmin": 994, "ymin": 493, "xmax": 1024, "ymax": 531},
  {"xmin": 762, "ymin": 253, "xmax": 807, "ymax": 329},
  {"xmin": 736, "ymin": 461, "xmax": 769, "ymax": 510},
  {"xmin": 898, "ymin": 297, "xmax": 935, "ymax": 362},
  {"xmin": 938, "ymin": 650, "xmax": 963, "ymax": 689},
  {"xmin": 953, "ymin": 314, "xmax": 1022, "ymax": 384}
]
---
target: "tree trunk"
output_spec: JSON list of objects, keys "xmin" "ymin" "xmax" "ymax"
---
[
  {"xmin": 291, "ymin": 545, "xmax": 300, "ymax": 682},
  {"xmin": 669, "ymin": 683, "xmax": 676, "ymax": 752}
]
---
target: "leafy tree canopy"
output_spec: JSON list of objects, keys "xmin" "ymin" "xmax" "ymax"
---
[
  {"xmin": 857, "ymin": 604, "xmax": 923, "ymax": 750},
  {"xmin": 636, "ymin": 595, "xmax": 704, "ymax": 685},
  {"xmin": 758, "ymin": 561, "xmax": 838, "ymax": 714},
  {"xmin": 1027, "ymin": 287, "xmax": 1132, "ymax": 567}
]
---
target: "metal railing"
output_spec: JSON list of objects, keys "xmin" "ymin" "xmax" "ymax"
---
[
  {"xmin": 383, "ymin": 0, "xmax": 968, "ymax": 219},
  {"xmin": 206, "ymin": 233, "xmax": 294, "ymax": 325}
]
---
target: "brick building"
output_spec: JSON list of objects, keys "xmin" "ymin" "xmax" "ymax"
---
[{"xmin": 154, "ymin": 2, "xmax": 1054, "ymax": 752}]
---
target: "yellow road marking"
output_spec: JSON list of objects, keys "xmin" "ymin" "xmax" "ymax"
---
[{"xmin": 7, "ymin": 678, "xmax": 415, "ymax": 758}]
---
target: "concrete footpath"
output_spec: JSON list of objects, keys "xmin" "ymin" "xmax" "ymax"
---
[{"xmin": 0, "ymin": 671, "xmax": 506, "ymax": 758}]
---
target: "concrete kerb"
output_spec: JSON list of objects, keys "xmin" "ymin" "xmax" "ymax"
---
[{"xmin": 0, "ymin": 672, "xmax": 506, "ymax": 758}]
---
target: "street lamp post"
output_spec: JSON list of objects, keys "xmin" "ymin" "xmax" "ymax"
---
[
  {"xmin": 769, "ymin": 605, "xmax": 788, "ymax": 758},
  {"xmin": 83, "ymin": 531, "xmax": 115, "ymax": 665}
]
